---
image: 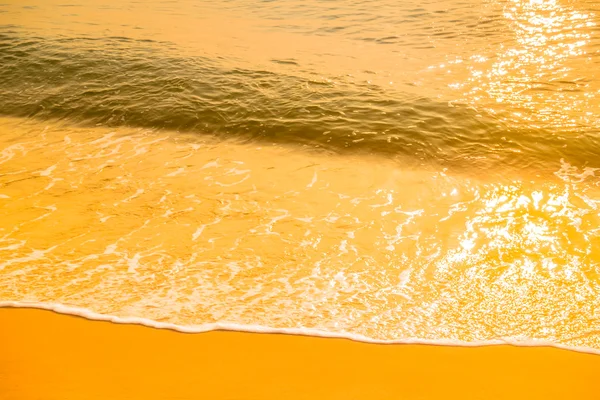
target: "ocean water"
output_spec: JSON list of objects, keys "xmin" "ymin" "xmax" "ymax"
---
[{"xmin": 1, "ymin": 0, "xmax": 599, "ymax": 353}]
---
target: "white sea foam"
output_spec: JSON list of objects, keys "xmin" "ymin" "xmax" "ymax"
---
[
  {"xmin": 1, "ymin": 301, "xmax": 599, "ymax": 356},
  {"xmin": 1, "ymin": 119, "xmax": 599, "ymax": 357}
]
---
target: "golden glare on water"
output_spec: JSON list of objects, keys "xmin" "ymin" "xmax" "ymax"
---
[{"xmin": 456, "ymin": 0, "xmax": 599, "ymax": 130}]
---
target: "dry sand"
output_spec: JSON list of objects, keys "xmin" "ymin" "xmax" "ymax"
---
[{"xmin": 1, "ymin": 308, "xmax": 599, "ymax": 400}]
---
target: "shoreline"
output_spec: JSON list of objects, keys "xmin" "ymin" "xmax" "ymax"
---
[
  {"xmin": 1, "ymin": 308, "xmax": 599, "ymax": 400},
  {"xmin": 2, "ymin": 302, "xmax": 600, "ymax": 355}
]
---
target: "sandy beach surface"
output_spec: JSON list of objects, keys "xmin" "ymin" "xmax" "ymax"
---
[{"xmin": 1, "ymin": 308, "xmax": 599, "ymax": 400}]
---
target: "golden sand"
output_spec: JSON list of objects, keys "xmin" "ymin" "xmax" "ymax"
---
[{"xmin": 0, "ymin": 308, "xmax": 599, "ymax": 400}]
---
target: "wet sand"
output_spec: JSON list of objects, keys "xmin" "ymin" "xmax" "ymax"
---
[{"xmin": 0, "ymin": 308, "xmax": 599, "ymax": 400}]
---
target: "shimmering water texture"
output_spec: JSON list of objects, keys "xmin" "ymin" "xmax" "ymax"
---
[
  {"xmin": 1, "ymin": 0, "xmax": 600, "ymax": 353},
  {"xmin": 1, "ymin": 118, "xmax": 599, "ymax": 352}
]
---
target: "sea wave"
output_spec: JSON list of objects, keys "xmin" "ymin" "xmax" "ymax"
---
[{"xmin": 1, "ymin": 33, "xmax": 599, "ymax": 170}]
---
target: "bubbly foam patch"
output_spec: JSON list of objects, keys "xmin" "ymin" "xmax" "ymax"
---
[{"xmin": 0, "ymin": 118, "xmax": 599, "ymax": 353}]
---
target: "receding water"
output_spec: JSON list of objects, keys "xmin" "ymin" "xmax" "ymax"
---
[{"xmin": 0, "ymin": 0, "xmax": 599, "ymax": 352}]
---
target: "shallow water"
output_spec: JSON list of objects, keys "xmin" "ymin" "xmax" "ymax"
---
[{"xmin": 1, "ymin": 0, "xmax": 599, "ymax": 352}]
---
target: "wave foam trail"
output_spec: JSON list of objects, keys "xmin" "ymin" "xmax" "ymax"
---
[
  {"xmin": 0, "ymin": 118, "xmax": 599, "ymax": 354},
  {"xmin": 2, "ymin": 301, "xmax": 600, "ymax": 356}
]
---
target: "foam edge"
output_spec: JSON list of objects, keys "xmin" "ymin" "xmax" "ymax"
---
[{"xmin": 1, "ymin": 301, "xmax": 599, "ymax": 356}]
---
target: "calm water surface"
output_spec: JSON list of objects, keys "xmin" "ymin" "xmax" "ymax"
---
[{"xmin": 1, "ymin": 0, "xmax": 600, "ymax": 351}]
